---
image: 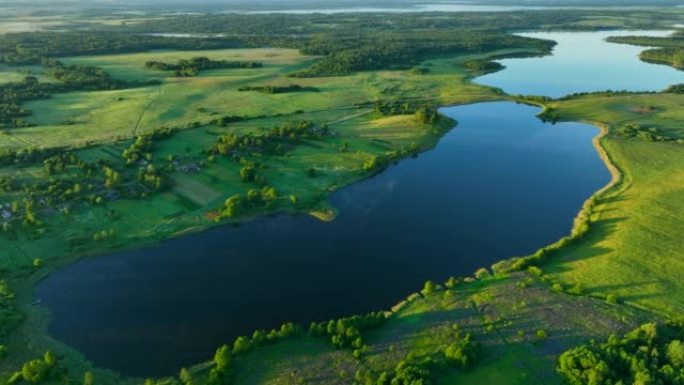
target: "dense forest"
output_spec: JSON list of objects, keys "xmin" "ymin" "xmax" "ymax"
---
[
  {"xmin": 558, "ymin": 321, "xmax": 684, "ymax": 385},
  {"xmin": 0, "ymin": 32, "xmax": 252, "ymax": 66},
  {"xmin": 290, "ymin": 30, "xmax": 551, "ymax": 77}
]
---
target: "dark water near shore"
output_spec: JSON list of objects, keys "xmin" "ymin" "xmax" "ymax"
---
[{"xmin": 38, "ymin": 102, "xmax": 609, "ymax": 376}]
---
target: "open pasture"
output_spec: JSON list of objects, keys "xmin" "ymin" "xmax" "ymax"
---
[{"xmin": 4, "ymin": 47, "xmax": 523, "ymax": 151}]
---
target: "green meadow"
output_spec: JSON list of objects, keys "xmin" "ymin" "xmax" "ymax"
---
[{"xmin": 542, "ymin": 93, "xmax": 684, "ymax": 315}]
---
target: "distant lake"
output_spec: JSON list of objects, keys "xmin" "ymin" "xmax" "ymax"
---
[
  {"xmin": 38, "ymin": 102, "xmax": 609, "ymax": 376},
  {"xmin": 475, "ymin": 31, "xmax": 684, "ymax": 98}
]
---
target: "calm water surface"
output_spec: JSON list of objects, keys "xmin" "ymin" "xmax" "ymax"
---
[
  {"xmin": 476, "ymin": 31, "xmax": 684, "ymax": 97},
  {"xmin": 39, "ymin": 102, "xmax": 608, "ymax": 376}
]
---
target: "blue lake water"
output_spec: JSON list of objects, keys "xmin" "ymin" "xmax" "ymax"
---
[
  {"xmin": 476, "ymin": 31, "xmax": 684, "ymax": 98},
  {"xmin": 37, "ymin": 30, "xmax": 683, "ymax": 376}
]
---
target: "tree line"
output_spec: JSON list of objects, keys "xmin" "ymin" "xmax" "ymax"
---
[
  {"xmin": 237, "ymin": 84, "xmax": 317, "ymax": 94},
  {"xmin": 144, "ymin": 56, "xmax": 262, "ymax": 77},
  {"xmin": 209, "ymin": 120, "xmax": 328, "ymax": 158},
  {"xmin": 558, "ymin": 320, "xmax": 684, "ymax": 385}
]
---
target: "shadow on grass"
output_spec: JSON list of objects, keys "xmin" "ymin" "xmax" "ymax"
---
[{"xmin": 544, "ymin": 216, "xmax": 629, "ymax": 274}]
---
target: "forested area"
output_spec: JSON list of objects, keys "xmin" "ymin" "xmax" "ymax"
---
[
  {"xmin": 290, "ymin": 30, "xmax": 553, "ymax": 76},
  {"xmin": 121, "ymin": 11, "xmax": 662, "ymax": 36},
  {"xmin": 558, "ymin": 321, "xmax": 684, "ymax": 385},
  {"xmin": 0, "ymin": 32, "xmax": 246, "ymax": 65},
  {"xmin": 0, "ymin": 12, "xmax": 564, "ymax": 76},
  {"xmin": 144, "ymin": 57, "xmax": 262, "ymax": 77}
]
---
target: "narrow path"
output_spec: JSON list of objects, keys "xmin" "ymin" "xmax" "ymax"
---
[{"xmin": 133, "ymin": 85, "xmax": 164, "ymax": 136}]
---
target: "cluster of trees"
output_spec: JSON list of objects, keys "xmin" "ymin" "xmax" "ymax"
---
[
  {"xmin": 1, "ymin": 61, "xmax": 153, "ymax": 129},
  {"xmin": 414, "ymin": 107, "xmax": 441, "ymax": 125},
  {"xmin": 665, "ymin": 84, "xmax": 684, "ymax": 94},
  {"xmin": 0, "ymin": 280, "xmax": 22, "ymax": 340},
  {"xmin": 463, "ymin": 59, "xmax": 504, "ymax": 73},
  {"xmin": 210, "ymin": 120, "xmax": 327, "ymax": 157},
  {"xmin": 220, "ymin": 186, "xmax": 279, "ymax": 218},
  {"xmin": 6, "ymin": 351, "xmax": 63, "ymax": 384},
  {"xmin": 41, "ymin": 59, "xmax": 144, "ymax": 90},
  {"xmin": 0, "ymin": 147, "xmax": 64, "ymax": 167},
  {"xmin": 372, "ymin": 101, "xmax": 442, "ymax": 125},
  {"xmin": 203, "ymin": 322, "xmax": 303, "ymax": 385},
  {"xmin": 352, "ymin": 333, "xmax": 481, "ymax": 385},
  {"xmin": 0, "ymin": 77, "xmax": 47, "ymax": 128},
  {"xmin": 0, "ymin": 177, "xmax": 17, "ymax": 193},
  {"xmin": 122, "ymin": 127, "xmax": 174, "ymax": 165},
  {"xmin": 144, "ymin": 57, "xmax": 262, "ymax": 77},
  {"xmin": 137, "ymin": 164, "xmax": 166, "ymax": 192},
  {"xmin": 558, "ymin": 321, "xmax": 684, "ymax": 385},
  {"xmin": 237, "ymin": 84, "xmax": 317, "ymax": 94},
  {"xmin": 0, "ymin": 32, "xmax": 245, "ymax": 65},
  {"xmin": 211, "ymin": 115, "xmax": 246, "ymax": 127},
  {"xmin": 374, "ymin": 101, "xmax": 430, "ymax": 116},
  {"xmin": 42, "ymin": 152, "xmax": 81, "ymax": 175},
  {"xmin": 290, "ymin": 30, "xmax": 552, "ymax": 77},
  {"xmin": 1, "ymin": 135, "xmax": 174, "ymax": 233},
  {"xmin": 354, "ymin": 356, "xmax": 437, "ymax": 385},
  {"xmin": 616, "ymin": 124, "xmax": 682, "ymax": 143},
  {"xmin": 444, "ymin": 333, "xmax": 482, "ymax": 369},
  {"xmin": 309, "ymin": 311, "xmax": 386, "ymax": 356}
]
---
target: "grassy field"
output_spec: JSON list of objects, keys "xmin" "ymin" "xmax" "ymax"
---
[
  {"xmin": 540, "ymin": 93, "xmax": 684, "ymax": 315},
  {"xmin": 4, "ymin": 47, "xmax": 522, "ymax": 151},
  {"xmin": 180, "ymin": 272, "xmax": 650, "ymax": 385}
]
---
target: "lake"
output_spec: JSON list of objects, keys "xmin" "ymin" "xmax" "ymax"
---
[
  {"xmin": 38, "ymin": 102, "xmax": 609, "ymax": 376},
  {"xmin": 37, "ymin": 30, "xmax": 680, "ymax": 376},
  {"xmin": 476, "ymin": 31, "xmax": 684, "ymax": 98}
]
